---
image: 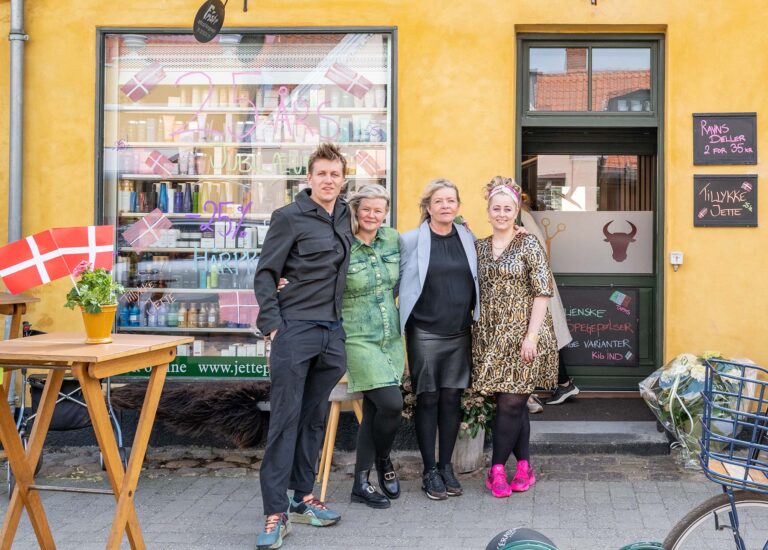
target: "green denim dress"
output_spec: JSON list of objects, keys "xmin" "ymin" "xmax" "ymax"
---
[{"xmin": 342, "ymin": 226, "xmax": 405, "ymax": 392}]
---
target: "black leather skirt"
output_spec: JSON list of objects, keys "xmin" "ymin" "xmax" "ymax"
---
[{"xmin": 405, "ymin": 326, "xmax": 472, "ymax": 395}]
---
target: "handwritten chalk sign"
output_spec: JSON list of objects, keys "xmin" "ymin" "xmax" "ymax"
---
[
  {"xmin": 693, "ymin": 113, "xmax": 757, "ymax": 165},
  {"xmin": 559, "ymin": 287, "xmax": 639, "ymax": 368},
  {"xmin": 693, "ymin": 175, "xmax": 758, "ymax": 227}
]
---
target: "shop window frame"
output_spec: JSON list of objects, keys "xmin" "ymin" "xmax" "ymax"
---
[
  {"xmin": 93, "ymin": 26, "xmax": 399, "ymax": 226},
  {"xmin": 518, "ymin": 34, "xmax": 661, "ymax": 128}
]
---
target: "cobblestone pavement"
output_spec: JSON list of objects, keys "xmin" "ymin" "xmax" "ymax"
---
[{"xmin": 1, "ymin": 448, "xmax": 718, "ymax": 550}]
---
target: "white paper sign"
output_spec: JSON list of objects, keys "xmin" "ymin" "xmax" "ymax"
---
[{"xmin": 530, "ymin": 211, "xmax": 653, "ymax": 274}]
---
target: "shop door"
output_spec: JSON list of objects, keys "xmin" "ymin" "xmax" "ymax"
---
[
  {"xmin": 517, "ymin": 37, "xmax": 665, "ymax": 391},
  {"xmin": 521, "ymin": 127, "xmax": 659, "ymax": 390}
]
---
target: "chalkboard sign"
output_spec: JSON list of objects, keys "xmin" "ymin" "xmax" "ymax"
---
[
  {"xmin": 693, "ymin": 113, "xmax": 757, "ymax": 165},
  {"xmin": 693, "ymin": 175, "xmax": 758, "ymax": 227},
  {"xmin": 560, "ymin": 287, "xmax": 639, "ymax": 368},
  {"xmin": 193, "ymin": 0, "xmax": 225, "ymax": 43}
]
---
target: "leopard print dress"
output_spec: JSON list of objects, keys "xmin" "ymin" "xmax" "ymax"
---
[{"xmin": 471, "ymin": 234, "xmax": 559, "ymax": 395}]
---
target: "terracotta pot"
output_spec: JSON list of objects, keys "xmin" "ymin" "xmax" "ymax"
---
[{"xmin": 80, "ymin": 304, "xmax": 117, "ymax": 344}]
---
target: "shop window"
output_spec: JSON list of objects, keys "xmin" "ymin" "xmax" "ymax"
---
[{"xmin": 98, "ymin": 31, "xmax": 394, "ymax": 375}]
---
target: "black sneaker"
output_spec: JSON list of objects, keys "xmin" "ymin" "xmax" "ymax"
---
[
  {"xmin": 421, "ymin": 466, "xmax": 448, "ymax": 500},
  {"xmin": 438, "ymin": 463, "xmax": 463, "ymax": 496},
  {"xmin": 547, "ymin": 380, "xmax": 580, "ymax": 405}
]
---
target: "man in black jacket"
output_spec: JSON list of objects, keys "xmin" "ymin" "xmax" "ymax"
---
[{"xmin": 254, "ymin": 143, "xmax": 352, "ymax": 550}]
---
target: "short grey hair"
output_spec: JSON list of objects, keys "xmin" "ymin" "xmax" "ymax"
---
[{"xmin": 347, "ymin": 184, "xmax": 391, "ymax": 234}]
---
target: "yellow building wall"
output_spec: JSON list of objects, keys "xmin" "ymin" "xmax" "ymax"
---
[{"xmin": 0, "ymin": 1, "xmax": 766, "ymax": 367}]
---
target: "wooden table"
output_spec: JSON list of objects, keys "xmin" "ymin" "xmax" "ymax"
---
[
  {"xmin": 0, "ymin": 293, "xmax": 40, "ymax": 387},
  {"xmin": 0, "ymin": 332, "xmax": 193, "ymax": 549}
]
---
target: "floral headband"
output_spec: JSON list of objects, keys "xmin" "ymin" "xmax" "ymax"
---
[{"xmin": 487, "ymin": 184, "xmax": 521, "ymax": 206}]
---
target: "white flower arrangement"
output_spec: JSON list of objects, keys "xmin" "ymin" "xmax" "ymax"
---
[{"xmin": 640, "ymin": 351, "xmax": 756, "ymax": 468}]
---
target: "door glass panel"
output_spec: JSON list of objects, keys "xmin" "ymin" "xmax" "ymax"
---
[
  {"xmin": 528, "ymin": 48, "xmax": 589, "ymax": 111},
  {"xmin": 591, "ymin": 48, "xmax": 651, "ymax": 112},
  {"xmin": 521, "ymin": 154, "xmax": 655, "ymax": 274}
]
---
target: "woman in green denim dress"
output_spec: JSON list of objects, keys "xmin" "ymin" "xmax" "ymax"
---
[
  {"xmin": 344, "ymin": 184, "xmax": 405, "ymax": 510},
  {"xmin": 278, "ymin": 184, "xmax": 405, "ymax": 508}
]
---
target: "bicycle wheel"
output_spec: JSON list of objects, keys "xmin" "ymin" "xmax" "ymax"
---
[{"xmin": 664, "ymin": 490, "xmax": 768, "ymax": 550}]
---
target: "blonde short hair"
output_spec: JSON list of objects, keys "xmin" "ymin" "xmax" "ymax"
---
[
  {"xmin": 347, "ymin": 184, "xmax": 391, "ymax": 234},
  {"xmin": 419, "ymin": 179, "xmax": 461, "ymax": 223}
]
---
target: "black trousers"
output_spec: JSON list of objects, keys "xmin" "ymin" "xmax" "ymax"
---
[{"xmin": 260, "ymin": 320, "xmax": 346, "ymax": 515}]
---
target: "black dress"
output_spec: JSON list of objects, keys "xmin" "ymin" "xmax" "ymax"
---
[{"xmin": 406, "ymin": 227, "xmax": 475, "ymax": 395}]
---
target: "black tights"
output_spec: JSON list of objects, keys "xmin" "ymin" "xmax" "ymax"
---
[
  {"xmin": 414, "ymin": 388, "xmax": 463, "ymax": 472},
  {"xmin": 354, "ymin": 386, "xmax": 403, "ymax": 474},
  {"xmin": 491, "ymin": 393, "xmax": 531, "ymax": 466}
]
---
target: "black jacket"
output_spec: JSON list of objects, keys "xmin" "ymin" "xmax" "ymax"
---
[{"xmin": 254, "ymin": 189, "xmax": 353, "ymax": 335}]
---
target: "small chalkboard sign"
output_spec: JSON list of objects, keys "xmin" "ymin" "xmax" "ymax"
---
[
  {"xmin": 560, "ymin": 287, "xmax": 639, "ymax": 368},
  {"xmin": 693, "ymin": 175, "xmax": 758, "ymax": 227},
  {"xmin": 193, "ymin": 0, "xmax": 225, "ymax": 43},
  {"xmin": 693, "ymin": 113, "xmax": 757, "ymax": 165}
]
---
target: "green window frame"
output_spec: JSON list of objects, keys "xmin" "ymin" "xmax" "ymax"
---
[{"xmin": 518, "ymin": 34, "xmax": 663, "ymax": 128}]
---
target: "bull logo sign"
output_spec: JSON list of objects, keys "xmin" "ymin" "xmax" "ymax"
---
[{"xmin": 602, "ymin": 220, "xmax": 638, "ymax": 262}]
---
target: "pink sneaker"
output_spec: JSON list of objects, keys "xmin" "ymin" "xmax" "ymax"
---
[
  {"xmin": 509, "ymin": 460, "xmax": 536, "ymax": 492},
  {"xmin": 485, "ymin": 464, "xmax": 511, "ymax": 498}
]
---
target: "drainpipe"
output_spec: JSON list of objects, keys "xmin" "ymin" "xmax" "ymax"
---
[
  {"xmin": 8, "ymin": 0, "xmax": 27, "ymax": 244},
  {"xmin": 7, "ymin": 0, "xmax": 27, "ymax": 409}
]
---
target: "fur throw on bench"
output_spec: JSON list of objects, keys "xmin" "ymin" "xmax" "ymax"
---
[{"xmin": 111, "ymin": 382, "xmax": 271, "ymax": 448}]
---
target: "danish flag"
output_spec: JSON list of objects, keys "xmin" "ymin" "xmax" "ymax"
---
[
  {"xmin": 0, "ymin": 226, "xmax": 115, "ymax": 294},
  {"xmin": 51, "ymin": 225, "xmax": 114, "ymax": 273},
  {"xmin": 0, "ymin": 230, "xmax": 71, "ymax": 294}
]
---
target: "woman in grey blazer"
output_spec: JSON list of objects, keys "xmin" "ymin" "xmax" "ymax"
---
[{"xmin": 399, "ymin": 178, "xmax": 480, "ymax": 501}]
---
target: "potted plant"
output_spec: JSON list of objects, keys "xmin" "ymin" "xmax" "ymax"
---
[
  {"xmin": 64, "ymin": 261, "xmax": 124, "ymax": 344},
  {"xmin": 453, "ymin": 389, "xmax": 494, "ymax": 472}
]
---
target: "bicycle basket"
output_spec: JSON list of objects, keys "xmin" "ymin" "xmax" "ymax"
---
[{"xmin": 700, "ymin": 358, "xmax": 768, "ymax": 494}]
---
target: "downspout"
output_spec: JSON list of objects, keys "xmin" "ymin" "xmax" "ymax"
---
[
  {"xmin": 6, "ymin": 0, "xmax": 27, "ymax": 408},
  {"xmin": 8, "ymin": 0, "xmax": 27, "ymax": 244}
]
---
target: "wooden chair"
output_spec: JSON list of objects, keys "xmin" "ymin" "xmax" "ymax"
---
[{"xmin": 317, "ymin": 375, "xmax": 363, "ymax": 502}]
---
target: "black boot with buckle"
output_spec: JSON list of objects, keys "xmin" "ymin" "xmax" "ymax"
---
[
  {"xmin": 376, "ymin": 456, "xmax": 400, "ymax": 499},
  {"xmin": 351, "ymin": 470, "xmax": 390, "ymax": 509}
]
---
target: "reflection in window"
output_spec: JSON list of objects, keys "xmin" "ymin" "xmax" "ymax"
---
[
  {"xmin": 528, "ymin": 48, "xmax": 588, "ymax": 111},
  {"xmin": 521, "ymin": 154, "xmax": 655, "ymax": 212},
  {"xmin": 591, "ymin": 48, "xmax": 651, "ymax": 112}
]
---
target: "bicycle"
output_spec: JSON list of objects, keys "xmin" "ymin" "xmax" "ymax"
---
[
  {"xmin": 486, "ymin": 358, "xmax": 768, "ymax": 550},
  {"xmin": 661, "ymin": 357, "xmax": 768, "ymax": 550}
]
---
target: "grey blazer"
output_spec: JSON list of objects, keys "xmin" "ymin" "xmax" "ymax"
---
[{"xmin": 398, "ymin": 220, "xmax": 480, "ymax": 334}]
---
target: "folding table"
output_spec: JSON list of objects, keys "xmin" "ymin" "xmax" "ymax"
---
[{"xmin": 0, "ymin": 332, "xmax": 193, "ymax": 549}]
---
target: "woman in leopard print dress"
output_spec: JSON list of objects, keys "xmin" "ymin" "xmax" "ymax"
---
[{"xmin": 472, "ymin": 176, "xmax": 558, "ymax": 498}]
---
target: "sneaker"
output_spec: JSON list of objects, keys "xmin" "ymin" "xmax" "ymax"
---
[
  {"xmin": 288, "ymin": 496, "xmax": 341, "ymax": 527},
  {"xmin": 547, "ymin": 380, "xmax": 580, "ymax": 405},
  {"xmin": 438, "ymin": 463, "xmax": 463, "ymax": 496},
  {"xmin": 485, "ymin": 464, "xmax": 511, "ymax": 498},
  {"xmin": 527, "ymin": 395, "xmax": 544, "ymax": 414},
  {"xmin": 256, "ymin": 513, "xmax": 290, "ymax": 549},
  {"xmin": 421, "ymin": 466, "xmax": 448, "ymax": 500},
  {"xmin": 509, "ymin": 460, "xmax": 536, "ymax": 492}
]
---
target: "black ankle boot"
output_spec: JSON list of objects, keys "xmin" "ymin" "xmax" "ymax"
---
[
  {"xmin": 351, "ymin": 470, "xmax": 390, "ymax": 509},
  {"xmin": 376, "ymin": 456, "xmax": 400, "ymax": 499}
]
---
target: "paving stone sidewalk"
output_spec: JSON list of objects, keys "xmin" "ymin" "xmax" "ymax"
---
[{"xmin": 1, "ymin": 448, "xmax": 717, "ymax": 550}]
